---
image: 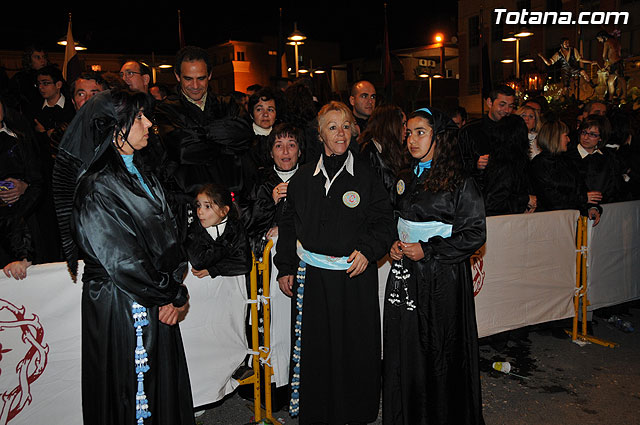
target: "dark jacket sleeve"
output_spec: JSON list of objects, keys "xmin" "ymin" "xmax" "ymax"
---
[
  {"xmin": 355, "ymin": 168, "xmax": 396, "ymax": 262},
  {"xmin": 274, "ymin": 175, "xmax": 299, "ymax": 279},
  {"xmin": 420, "ymin": 178, "xmax": 487, "ymax": 264},
  {"xmin": 77, "ymin": 191, "xmax": 188, "ymax": 307},
  {"xmin": 1, "ymin": 214, "xmax": 34, "ymax": 263},
  {"xmin": 483, "ymin": 165, "xmax": 530, "ymax": 216}
]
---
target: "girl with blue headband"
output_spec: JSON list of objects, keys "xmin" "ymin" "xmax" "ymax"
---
[{"xmin": 383, "ymin": 107, "xmax": 487, "ymax": 424}]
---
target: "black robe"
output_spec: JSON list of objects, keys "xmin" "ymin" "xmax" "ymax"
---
[
  {"xmin": 241, "ymin": 167, "xmax": 296, "ymax": 256},
  {"xmin": 274, "ymin": 152, "xmax": 395, "ymax": 424},
  {"xmin": 185, "ymin": 215, "xmax": 252, "ymax": 278},
  {"xmin": 383, "ymin": 170, "xmax": 486, "ymax": 425},
  {"xmin": 564, "ymin": 145, "xmax": 621, "ymax": 204},
  {"xmin": 73, "ymin": 151, "xmax": 194, "ymax": 425},
  {"xmin": 360, "ymin": 140, "xmax": 399, "ymax": 204},
  {"xmin": 529, "ymin": 150, "xmax": 597, "ymax": 214}
]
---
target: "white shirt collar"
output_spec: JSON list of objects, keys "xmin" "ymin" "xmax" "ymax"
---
[
  {"xmin": 253, "ymin": 122, "xmax": 272, "ymax": 136},
  {"xmin": 42, "ymin": 93, "xmax": 66, "ymax": 109},
  {"xmin": 372, "ymin": 139, "xmax": 382, "ymax": 153},
  {"xmin": 577, "ymin": 144, "xmax": 602, "ymax": 159},
  {"xmin": 275, "ymin": 164, "xmax": 299, "ymax": 182},
  {"xmin": 205, "ymin": 218, "xmax": 228, "ymax": 241},
  {"xmin": 0, "ymin": 122, "xmax": 17, "ymax": 138},
  {"xmin": 313, "ymin": 151, "xmax": 355, "ymax": 194}
]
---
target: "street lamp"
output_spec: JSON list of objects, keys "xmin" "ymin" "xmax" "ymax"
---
[
  {"xmin": 434, "ymin": 33, "xmax": 445, "ymax": 76},
  {"xmin": 287, "ymin": 22, "xmax": 306, "ymax": 77},
  {"xmin": 502, "ymin": 29, "xmax": 533, "ymax": 78}
]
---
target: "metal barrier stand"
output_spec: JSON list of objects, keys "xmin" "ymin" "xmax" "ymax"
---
[
  {"xmin": 567, "ymin": 216, "xmax": 618, "ymax": 348},
  {"xmin": 237, "ymin": 239, "xmax": 282, "ymax": 424}
]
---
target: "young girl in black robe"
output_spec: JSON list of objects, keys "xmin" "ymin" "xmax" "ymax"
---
[
  {"xmin": 185, "ymin": 183, "xmax": 252, "ymax": 279},
  {"xmin": 383, "ymin": 108, "xmax": 487, "ymax": 425}
]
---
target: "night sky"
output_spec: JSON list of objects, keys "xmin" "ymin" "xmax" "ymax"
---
[{"xmin": 1, "ymin": 2, "xmax": 458, "ymax": 61}]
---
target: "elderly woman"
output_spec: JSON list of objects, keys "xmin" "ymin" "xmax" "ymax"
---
[
  {"xmin": 530, "ymin": 119, "xmax": 602, "ymax": 224},
  {"xmin": 274, "ymin": 101, "xmax": 394, "ymax": 424},
  {"xmin": 53, "ymin": 89, "xmax": 194, "ymax": 425},
  {"xmin": 515, "ymin": 104, "xmax": 542, "ymax": 159},
  {"xmin": 383, "ymin": 108, "xmax": 486, "ymax": 425},
  {"xmin": 243, "ymin": 122, "xmax": 303, "ymax": 255}
]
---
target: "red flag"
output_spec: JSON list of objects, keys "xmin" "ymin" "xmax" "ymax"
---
[{"xmin": 178, "ymin": 10, "xmax": 186, "ymax": 48}]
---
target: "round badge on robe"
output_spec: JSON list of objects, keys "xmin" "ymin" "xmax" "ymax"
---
[
  {"xmin": 342, "ymin": 191, "xmax": 360, "ymax": 208},
  {"xmin": 396, "ymin": 180, "xmax": 405, "ymax": 195}
]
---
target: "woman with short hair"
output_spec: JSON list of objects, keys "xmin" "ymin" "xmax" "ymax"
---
[{"xmin": 275, "ymin": 101, "xmax": 394, "ymax": 424}]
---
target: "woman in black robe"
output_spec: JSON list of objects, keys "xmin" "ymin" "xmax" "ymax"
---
[
  {"xmin": 383, "ymin": 108, "xmax": 486, "ymax": 425},
  {"xmin": 358, "ymin": 104, "xmax": 408, "ymax": 203},
  {"xmin": 53, "ymin": 89, "xmax": 195, "ymax": 425},
  {"xmin": 274, "ymin": 101, "xmax": 394, "ymax": 424},
  {"xmin": 530, "ymin": 119, "xmax": 602, "ymax": 223},
  {"xmin": 242, "ymin": 123, "xmax": 303, "ymax": 256}
]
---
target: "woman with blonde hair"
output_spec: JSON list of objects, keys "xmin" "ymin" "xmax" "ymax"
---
[
  {"xmin": 275, "ymin": 101, "xmax": 395, "ymax": 424},
  {"xmin": 530, "ymin": 119, "xmax": 602, "ymax": 224},
  {"xmin": 515, "ymin": 104, "xmax": 542, "ymax": 158}
]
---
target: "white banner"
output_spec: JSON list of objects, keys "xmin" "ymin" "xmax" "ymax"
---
[
  {"xmin": 587, "ymin": 201, "xmax": 640, "ymax": 310},
  {"xmin": 473, "ymin": 210, "xmax": 579, "ymax": 337},
  {"xmin": 0, "ymin": 263, "xmax": 248, "ymax": 425},
  {"xmin": 4, "ymin": 207, "xmax": 628, "ymax": 424}
]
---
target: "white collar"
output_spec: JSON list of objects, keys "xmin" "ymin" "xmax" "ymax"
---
[
  {"xmin": 313, "ymin": 151, "xmax": 355, "ymax": 194},
  {"xmin": 604, "ymin": 143, "xmax": 620, "ymax": 150},
  {"xmin": 0, "ymin": 122, "xmax": 17, "ymax": 138},
  {"xmin": 42, "ymin": 93, "xmax": 66, "ymax": 109},
  {"xmin": 253, "ymin": 122, "xmax": 272, "ymax": 136},
  {"xmin": 275, "ymin": 164, "xmax": 299, "ymax": 182},
  {"xmin": 577, "ymin": 144, "xmax": 602, "ymax": 159},
  {"xmin": 205, "ymin": 218, "xmax": 228, "ymax": 241}
]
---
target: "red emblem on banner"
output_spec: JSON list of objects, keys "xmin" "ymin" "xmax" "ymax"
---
[
  {"xmin": 471, "ymin": 255, "xmax": 485, "ymax": 296},
  {"xmin": 0, "ymin": 299, "xmax": 49, "ymax": 424}
]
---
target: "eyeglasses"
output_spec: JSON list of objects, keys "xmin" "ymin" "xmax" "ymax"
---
[
  {"xmin": 581, "ymin": 130, "xmax": 600, "ymax": 139},
  {"xmin": 119, "ymin": 70, "xmax": 142, "ymax": 78}
]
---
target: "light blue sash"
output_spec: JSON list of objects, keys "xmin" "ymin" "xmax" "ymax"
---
[
  {"xmin": 397, "ymin": 217, "xmax": 452, "ymax": 243},
  {"xmin": 296, "ymin": 241, "xmax": 350, "ymax": 270}
]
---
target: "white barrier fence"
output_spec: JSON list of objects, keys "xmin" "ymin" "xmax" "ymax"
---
[{"xmin": 1, "ymin": 202, "xmax": 638, "ymax": 424}]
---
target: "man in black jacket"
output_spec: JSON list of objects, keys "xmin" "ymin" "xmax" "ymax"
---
[
  {"xmin": 458, "ymin": 84, "xmax": 516, "ymax": 190},
  {"xmin": 154, "ymin": 46, "xmax": 253, "ymax": 199}
]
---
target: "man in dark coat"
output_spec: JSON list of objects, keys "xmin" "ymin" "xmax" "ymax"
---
[
  {"xmin": 154, "ymin": 46, "xmax": 253, "ymax": 201},
  {"xmin": 458, "ymin": 84, "xmax": 515, "ymax": 191}
]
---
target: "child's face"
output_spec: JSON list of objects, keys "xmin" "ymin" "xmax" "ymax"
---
[{"xmin": 196, "ymin": 193, "xmax": 229, "ymax": 228}]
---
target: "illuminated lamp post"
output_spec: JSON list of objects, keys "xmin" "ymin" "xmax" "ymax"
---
[
  {"xmin": 502, "ymin": 28, "xmax": 533, "ymax": 79},
  {"xmin": 287, "ymin": 22, "xmax": 307, "ymax": 77}
]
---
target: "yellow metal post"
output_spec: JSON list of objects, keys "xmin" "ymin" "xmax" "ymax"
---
[
  {"xmin": 571, "ymin": 217, "xmax": 584, "ymax": 341},
  {"xmin": 566, "ymin": 216, "xmax": 618, "ymax": 348},
  {"xmin": 259, "ymin": 240, "xmax": 275, "ymax": 420}
]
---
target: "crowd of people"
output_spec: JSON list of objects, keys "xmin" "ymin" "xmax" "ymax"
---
[{"xmin": 1, "ymin": 43, "xmax": 639, "ymax": 425}]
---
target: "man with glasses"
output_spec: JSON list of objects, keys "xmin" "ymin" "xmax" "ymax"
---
[{"xmin": 119, "ymin": 61, "xmax": 151, "ymax": 93}]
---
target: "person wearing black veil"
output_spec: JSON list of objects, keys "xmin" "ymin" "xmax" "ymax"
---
[
  {"xmin": 383, "ymin": 108, "xmax": 486, "ymax": 425},
  {"xmin": 52, "ymin": 89, "xmax": 195, "ymax": 425}
]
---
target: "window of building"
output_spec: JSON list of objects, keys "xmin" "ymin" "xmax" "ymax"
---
[{"xmin": 236, "ymin": 51, "xmax": 245, "ymax": 61}]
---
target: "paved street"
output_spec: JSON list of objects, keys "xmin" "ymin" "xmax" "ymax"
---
[{"xmin": 197, "ymin": 301, "xmax": 640, "ymax": 425}]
